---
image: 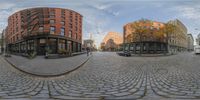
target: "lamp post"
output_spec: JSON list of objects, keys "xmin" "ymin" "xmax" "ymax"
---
[{"xmin": 164, "ymin": 33, "xmax": 168, "ymax": 55}]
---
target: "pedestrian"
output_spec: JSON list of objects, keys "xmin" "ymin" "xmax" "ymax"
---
[
  {"xmin": 86, "ymin": 47, "xmax": 90, "ymax": 56},
  {"xmin": 90, "ymin": 48, "xmax": 92, "ymax": 55}
]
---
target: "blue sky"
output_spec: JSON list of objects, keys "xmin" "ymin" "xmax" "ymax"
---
[{"xmin": 0, "ymin": 0, "xmax": 200, "ymax": 46}]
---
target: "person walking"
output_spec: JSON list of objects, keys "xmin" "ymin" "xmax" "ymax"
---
[{"xmin": 86, "ymin": 47, "xmax": 90, "ymax": 56}]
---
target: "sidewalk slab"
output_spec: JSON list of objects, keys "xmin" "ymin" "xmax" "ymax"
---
[{"xmin": 5, "ymin": 54, "xmax": 90, "ymax": 76}]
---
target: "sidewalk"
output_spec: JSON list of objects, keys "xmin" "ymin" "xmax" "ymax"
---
[
  {"xmin": 131, "ymin": 53, "xmax": 172, "ymax": 57},
  {"xmin": 5, "ymin": 54, "xmax": 91, "ymax": 76},
  {"xmin": 117, "ymin": 51, "xmax": 173, "ymax": 57}
]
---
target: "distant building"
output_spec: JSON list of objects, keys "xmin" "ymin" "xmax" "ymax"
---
[
  {"xmin": 196, "ymin": 34, "xmax": 200, "ymax": 45},
  {"xmin": 168, "ymin": 19, "xmax": 188, "ymax": 53},
  {"xmin": 187, "ymin": 34, "xmax": 194, "ymax": 51},
  {"xmin": 83, "ymin": 39, "xmax": 96, "ymax": 51},
  {"xmin": 101, "ymin": 32, "xmax": 123, "ymax": 51}
]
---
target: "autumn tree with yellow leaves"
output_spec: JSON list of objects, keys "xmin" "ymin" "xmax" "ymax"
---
[
  {"xmin": 130, "ymin": 19, "xmax": 153, "ymax": 54},
  {"xmin": 130, "ymin": 19, "xmax": 177, "ymax": 54}
]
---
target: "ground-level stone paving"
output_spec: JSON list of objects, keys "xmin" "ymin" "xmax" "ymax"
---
[{"xmin": 1, "ymin": 52, "xmax": 200, "ymax": 100}]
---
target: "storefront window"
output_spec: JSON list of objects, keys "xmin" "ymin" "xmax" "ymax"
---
[
  {"xmin": 40, "ymin": 39, "xmax": 46, "ymax": 44},
  {"xmin": 59, "ymin": 40, "xmax": 65, "ymax": 49},
  {"xmin": 143, "ymin": 44, "xmax": 146, "ymax": 51},
  {"xmin": 49, "ymin": 39, "xmax": 57, "ymax": 54},
  {"xmin": 67, "ymin": 41, "xmax": 72, "ymax": 51},
  {"xmin": 136, "ymin": 44, "xmax": 140, "ymax": 50}
]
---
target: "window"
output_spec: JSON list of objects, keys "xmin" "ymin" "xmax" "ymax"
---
[
  {"xmin": 60, "ymin": 28, "xmax": 65, "ymax": 36},
  {"xmin": 16, "ymin": 34, "xmax": 19, "ymax": 40},
  {"xmin": 76, "ymin": 34, "xmax": 78, "ymax": 39},
  {"xmin": 59, "ymin": 39, "xmax": 65, "ymax": 49},
  {"xmin": 27, "ymin": 12, "xmax": 30, "ymax": 16},
  {"xmin": 40, "ymin": 39, "xmax": 46, "ymax": 44},
  {"xmin": 61, "ymin": 10, "xmax": 65, "ymax": 16},
  {"xmin": 70, "ymin": 18, "xmax": 73, "ymax": 22},
  {"xmin": 70, "ymin": 12, "xmax": 73, "ymax": 16},
  {"xmin": 49, "ymin": 11, "xmax": 55, "ymax": 15},
  {"xmin": 74, "ymin": 33, "xmax": 76, "ymax": 39},
  {"xmin": 39, "ymin": 26, "xmax": 44, "ymax": 32},
  {"xmin": 49, "ymin": 15, "xmax": 55, "ymax": 18},
  {"xmin": 75, "ymin": 33, "xmax": 78, "ymax": 39},
  {"xmin": 28, "ymin": 27, "xmax": 31, "ymax": 32},
  {"xmin": 16, "ymin": 27, "xmax": 18, "ymax": 32},
  {"xmin": 50, "ymin": 26, "xmax": 55, "ymax": 34},
  {"xmin": 69, "ymin": 30, "xmax": 72, "ymax": 38},
  {"xmin": 75, "ymin": 17, "xmax": 78, "ymax": 21},
  {"xmin": 50, "ymin": 20, "xmax": 55, "ymax": 24},
  {"xmin": 61, "ymin": 21, "xmax": 65, "ymax": 25},
  {"xmin": 69, "ymin": 23, "xmax": 73, "ymax": 28}
]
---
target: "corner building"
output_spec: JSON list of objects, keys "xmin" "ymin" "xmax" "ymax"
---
[
  {"xmin": 123, "ymin": 20, "xmax": 167, "ymax": 54},
  {"xmin": 123, "ymin": 19, "xmax": 188, "ymax": 54},
  {"xmin": 5, "ymin": 7, "xmax": 82, "ymax": 55}
]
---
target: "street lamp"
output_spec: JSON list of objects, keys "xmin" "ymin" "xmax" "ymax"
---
[{"xmin": 164, "ymin": 33, "xmax": 168, "ymax": 54}]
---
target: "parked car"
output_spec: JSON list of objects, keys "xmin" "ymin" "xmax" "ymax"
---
[
  {"xmin": 117, "ymin": 51, "xmax": 131, "ymax": 57},
  {"xmin": 124, "ymin": 51, "xmax": 131, "ymax": 57},
  {"xmin": 195, "ymin": 45, "xmax": 200, "ymax": 54}
]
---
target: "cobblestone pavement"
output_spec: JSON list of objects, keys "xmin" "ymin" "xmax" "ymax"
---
[
  {"xmin": 0, "ymin": 52, "xmax": 200, "ymax": 100},
  {"xmin": 5, "ymin": 54, "xmax": 90, "ymax": 76}
]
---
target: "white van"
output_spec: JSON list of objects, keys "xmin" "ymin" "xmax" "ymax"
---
[{"xmin": 195, "ymin": 45, "xmax": 200, "ymax": 54}]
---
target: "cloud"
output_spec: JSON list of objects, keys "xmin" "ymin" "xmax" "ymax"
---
[
  {"xmin": 171, "ymin": 1, "xmax": 200, "ymax": 44},
  {"xmin": 176, "ymin": 6, "xmax": 200, "ymax": 20},
  {"xmin": 0, "ymin": 2, "xmax": 15, "ymax": 10},
  {"xmin": 89, "ymin": 3, "xmax": 119, "ymax": 16}
]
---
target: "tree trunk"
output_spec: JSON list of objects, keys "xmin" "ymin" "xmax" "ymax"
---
[{"xmin": 139, "ymin": 35, "xmax": 142, "ymax": 55}]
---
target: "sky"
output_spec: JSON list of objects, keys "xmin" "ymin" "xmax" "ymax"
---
[{"xmin": 0, "ymin": 0, "xmax": 200, "ymax": 47}]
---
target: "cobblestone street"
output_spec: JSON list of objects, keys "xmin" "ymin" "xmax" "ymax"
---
[{"xmin": 0, "ymin": 52, "xmax": 200, "ymax": 100}]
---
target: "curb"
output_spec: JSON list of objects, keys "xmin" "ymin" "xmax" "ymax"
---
[
  {"xmin": 130, "ymin": 54, "xmax": 174, "ymax": 57},
  {"xmin": 4, "ymin": 55, "xmax": 91, "ymax": 77},
  {"xmin": 116, "ymin": 52, "xmax": 176, "ymax": 57}
]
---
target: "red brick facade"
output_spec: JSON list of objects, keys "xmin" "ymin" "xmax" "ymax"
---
[{"xmin": 5, "ymin": 7, "xmax": 82, "ymax": 55}]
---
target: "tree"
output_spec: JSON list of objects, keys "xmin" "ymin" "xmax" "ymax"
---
[
  {"xmin": 130, "ymin": 19, "xmax": 153, "ymax": 54},
  {"xmin": 162, "ymin": 23, "xmax": 177, "ymax": 54},
  {"xmin": 154, "ymin": 27, "xmax": 165, "ymax": 42}
]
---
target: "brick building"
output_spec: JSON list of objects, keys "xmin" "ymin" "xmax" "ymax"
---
[
  {"xmin": 101, "ymin": 32, "xmax": 123, "ymax": 51},
  {"xmin": 123, "ymin": 20, "xmax": 166, "ymax": 54},
  {"xmin": 123, "ymin": 19, "xmax": 188, "ymax": 54},
  {"xmin": 187, "ymin": 34, "xmax": 194, "ymax": 51},
  {"xmin": 5, "ymin": 7, "xmax": 82, "ymax": 55}
]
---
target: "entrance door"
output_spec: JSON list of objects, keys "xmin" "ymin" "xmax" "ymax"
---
[
  {"xmin": 38, "ymin": 44, "xmax": 46, "ymax": 55},
  {"xmin": 67, "ymin": 41, "xmax": 72, "ymax": 52},
  {"xmin": 49, "ymin": 39, "xmax": 57, "ymax": 54}
]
